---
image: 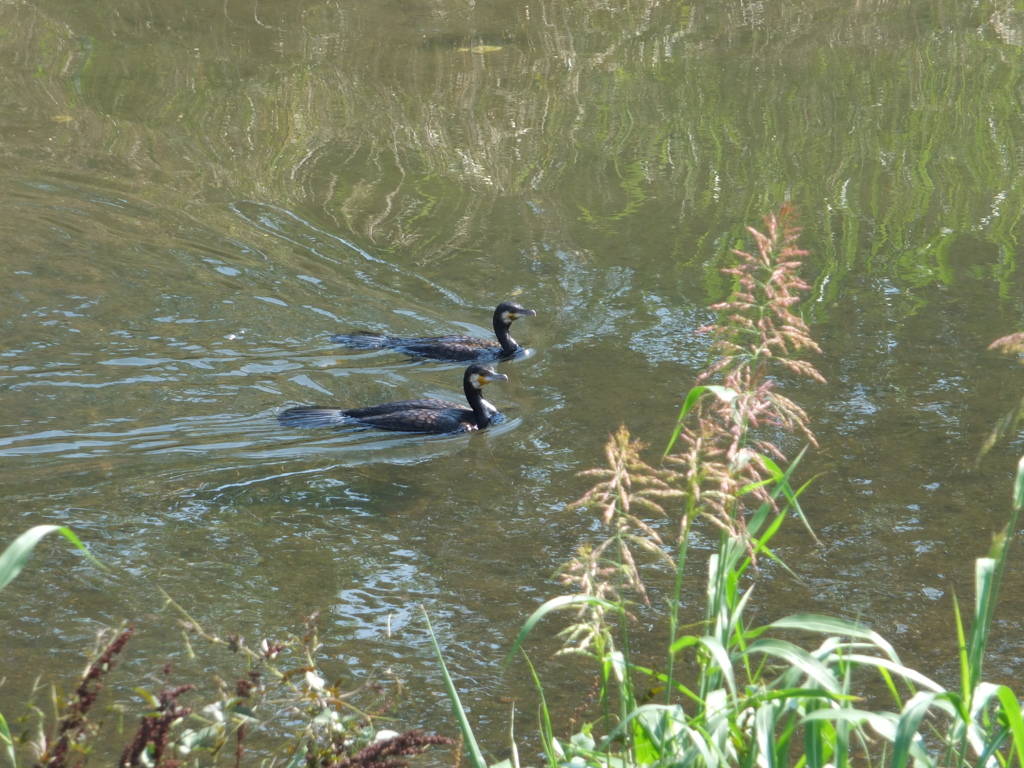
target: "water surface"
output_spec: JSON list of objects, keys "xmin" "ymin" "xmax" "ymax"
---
[{"xmin": 2, "ymin": 0, "xmax": 1024, "ymax": 760}]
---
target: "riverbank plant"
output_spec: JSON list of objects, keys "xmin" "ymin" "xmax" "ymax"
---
[
  {"xmin": 6, "ymin": 205, "xmax": 1024, "ymax": 767},
  {"xmin": 0, "ymin": 530, "xmax": 451, "ymax": 767},
  {"xmin": 436, "ymin": 205, "xmax": 1024, "ymax": 768}
]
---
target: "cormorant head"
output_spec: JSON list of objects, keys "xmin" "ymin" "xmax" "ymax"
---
[
  {"xmin": 494, "ymin": 300, "xmax": 537, "ymax": 327},
  {"xmin": 465, "ymin": 363, "xmax": 509, "ymax": 390}
]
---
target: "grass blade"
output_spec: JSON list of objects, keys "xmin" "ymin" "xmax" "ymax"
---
[
  {"xmin": 517, "ymin": 651, "xmax": 558, "ymax": 768},
  {"xmin": 664, "ymin": 385, "xmax": 737, "ymax": 455},
  {"xmin": 890, "ymin": 692, "xmax": 940, "ymax": 768},
  {"xmin": 0, "ymin": 525, "xmax": 106, "ymax": 592},
  {"xmin": 503, "ymin": 594, "xmax": 620, "ymax": 669},
  {"xmin": 421, "ymin": 608, "xmax": 488, "ymax": 768},
  {"xmin": 0, "ymin": 711, "xmax": 16, "ymax": 768},
  {"xmin": 996, "ymin": 685, "xmax": 1024, "ymax": 767}
]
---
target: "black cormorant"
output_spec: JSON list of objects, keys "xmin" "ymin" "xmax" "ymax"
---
[
  {"xmin": 330, "ymin": 301, "xmax": 536, "ymax": 362},
  {"xmin": 278, "ymin": 364, "xmax": 509, "ymax": 434}
]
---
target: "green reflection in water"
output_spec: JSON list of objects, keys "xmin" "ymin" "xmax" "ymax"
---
[
  {"xmin": 4, "ymin": 0, "xmax": 1021, "ymax": 292},
  {"xmin": 1, "ymin": 0, "xmax": 1024, "ymax": 762}
]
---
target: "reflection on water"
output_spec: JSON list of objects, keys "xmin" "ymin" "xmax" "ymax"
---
[
  {"xmin": 2, "ymin": 0, "xmax": 1024, "ymax": 761},
  {"xmin": 0, "ymin": 409, "xmax": 523, "ymax": 465}
]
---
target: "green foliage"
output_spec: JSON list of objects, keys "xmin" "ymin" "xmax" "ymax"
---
[
  {"xmin": 0, "ymin": 525, "xmax": 106, "ymax": 768},
  {"xmin": 428, "ymin": 207, "xmax": 1024, "ymax": 768},
  {"xmin": 15, "ymin": 0, "xmax": 1023, "ymax": 307},
  {"xmin": 0, "ymin": 525, "xmax": 105, "ymax": 593},
  {"xmin": 1, "ymin": 602, "xmax": 447, "ymax": 768},
  {"xmin": 422, "ymin": 608, "xmax": 488, "ymax": 768},
  {"xmin": 0, "ymin": 713, "xmax": 14, "ymax": 768},
  {"xmin": 0, "ymin": 530, "xmax": 450, "ymax": 767}
]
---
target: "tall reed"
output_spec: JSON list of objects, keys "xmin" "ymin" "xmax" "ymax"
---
[
  {"xmin": 553, "ymin": 203, "xmax": 823, "ymax": 703},
  {"xmin": 487, "ymin": 206, "xmax": 1024, "ymax": 768}
]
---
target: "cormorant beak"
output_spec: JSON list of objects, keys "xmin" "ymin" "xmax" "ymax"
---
[
  {"xmin": 515, "ymin": 308, "xmax": 537, "ymax": 319},
  {"xmin": 476, "ymin": 371, "xmax": 509, "ymax": 387}
]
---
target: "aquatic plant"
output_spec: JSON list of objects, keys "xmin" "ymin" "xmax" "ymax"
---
[
  {"xmin": 0, "ymin": 536, "xmax": 450, "ymax": 768},
  {"xmin": 0, "ymin": 526, "xmax": 104, "ymax": 594},
  {"xmin": 434, "ymin": 205, "xmax": 1024, "ymax": 768},
  {"xmin": 980, "ymin": 332, "xmax": 1024, "ymax": 460}
]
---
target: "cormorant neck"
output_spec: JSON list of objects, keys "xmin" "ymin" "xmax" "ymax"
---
[
  {"xmin": 464, "ymin": 379, "xmax": 494, "ymax": 429},
  {"xmin": 492, "ymin": 313, "xmax": 519, "ymax": 355}
]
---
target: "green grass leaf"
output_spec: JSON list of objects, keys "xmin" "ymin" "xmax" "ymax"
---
[
  {"xmin": 0, "ymin": 525, "xmax": 105, "ymax": 592},
  {"xmin": 890, "ymin": 692, "xmax": 942, "ymax": 768},
  {"xmin": 699, "ymin": 636, "xmax": 738, "ymax": 701},
  {"xmin": 517, "ymin": 652, "xmax": 558, "ymax": 768},
  {"xmin": 421, "ymin": 608, "xmax": 488, "ymax": 768},
  {"xmin": 995, "ymin": 685, "xmax": 1024, "ymax": 767},
  {"xmin": 664, "ymin": 385, "xmax": 737, "ymax": 455},
  {"xmin": 0, "ymin": 711, "xmax": 16, "ymax": 768},
  {"xmin": 1014, "ymin": 455, "xmax": 1024, "ymax": 511},
  {"xmin": 503, "ymin": 594, "xmax": 621, "ymax": 669},
  {"xmin": 746, "ymin": 638, "xmax": 841, "ymax": 693},
  {"xmin": 843, "ymin": 654, "xmax": 944, "ymax": 693},
  {"xmin": 765, "ymin": 614, "xmax": 902, "ymax": 662}
]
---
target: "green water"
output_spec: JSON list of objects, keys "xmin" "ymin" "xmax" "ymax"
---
[{"xmin": 2, "ymin": 0, "xmax": 1024, "ymax": 760}]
